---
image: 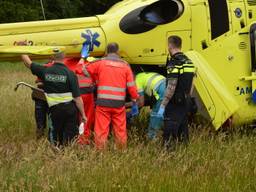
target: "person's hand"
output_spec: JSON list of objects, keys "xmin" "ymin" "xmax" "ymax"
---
[
  {"xmin": 157, "ymin": 105, "xmax": 165, "ymax": 117},
  {"xmin": 21, "ymin": 55, "xmax": 32, "ymax": 68},
  {"xmin": 81, "ymin": 44, "xmax": 89, "ymax": 58},
  {"xmin": 81, "ymin": 115, "xmax": 87, "ymax": 123},
  {"xmin": 131, "ymin": 102, "xmax": 139, "ymax": 117}
]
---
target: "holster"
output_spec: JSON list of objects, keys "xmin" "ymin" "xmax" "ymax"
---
[{"xmin": 170, "ymin": 92, "xmax": 187, "ymax": 105}]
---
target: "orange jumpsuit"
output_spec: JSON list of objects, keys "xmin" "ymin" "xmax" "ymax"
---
[
  {"xmin": 64, "ymin": 58, "xmax": 95, "ymax": 145},
  {"xmin": 85, "ymin": 55, "xmax": 138, "ymax": 149}
]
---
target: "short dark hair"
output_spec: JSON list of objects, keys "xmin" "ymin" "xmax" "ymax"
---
[
  {"xmin": 106, "ymin": 43, "xmax": 119, "ymax": 54},
  {"xmin": 52, "ymin": 48, "xmax": 65, "ymax": 61},
  {"xmin": 168, "ymin": 36, "xmax": 182, "ymax": 49}
]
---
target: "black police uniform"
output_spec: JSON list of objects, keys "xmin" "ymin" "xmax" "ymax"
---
[
  {"xmin": 163, "ymin": 52, "xmax": 195, "ymax": 148},
  {"xmin": 31, "ymin": 62, "xmax": 80, "ymax": 145}
]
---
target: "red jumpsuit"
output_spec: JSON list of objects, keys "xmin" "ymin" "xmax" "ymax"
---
[
  {"xmin": 64, "ymin": 58, "xmax": 95, "ymax": 145},
  {"xmin": 85, "ymin": 55, "xmax": 138, "ymax": 149}
]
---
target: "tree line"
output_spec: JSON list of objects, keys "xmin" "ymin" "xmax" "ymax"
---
[{"xmin": 0, "ymin": 0, "xmax": 121, "ymax": 23}]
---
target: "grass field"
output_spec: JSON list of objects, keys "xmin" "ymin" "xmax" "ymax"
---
[{"xmin": 0, "ymin": 62, "xmax": 256, "ymax": 192}]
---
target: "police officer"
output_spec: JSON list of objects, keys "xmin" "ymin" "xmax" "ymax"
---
[
  {"xmin": 157, "ymin": 36, "xmax": 196, "ymax": 149},
  {"xmin": 21, "ymin": 49, "xmax": 86, "ymax": 146}
]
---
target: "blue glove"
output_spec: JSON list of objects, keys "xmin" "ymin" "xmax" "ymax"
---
[
  {"xmin": 157, "ymin": 105, "xmax": 165, "ymax": 117},
  {"xmin": 131, "ymin": 102, "xmax": 139, "ymax": 117},
  {"xmin": 81, "ymin": 43, "xmax": 89, "ymax": 58},
  {"xmin": 126, "ymin": 111, "xmax": 133, "ymax": 123}
]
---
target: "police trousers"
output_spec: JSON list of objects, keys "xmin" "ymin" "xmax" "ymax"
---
[
  {"xmin": 48, "ymin": 102, "xmax": 78, "ymax": 146},
  {"xmin": 163, "ymin": 102, "xmax": 189, "ymax": 149}
]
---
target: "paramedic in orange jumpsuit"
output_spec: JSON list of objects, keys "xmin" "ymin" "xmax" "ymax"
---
[
  {"xmin": 64, "ymin": 57, "xmax": 95, "ymax": 145},
  {"xmin": 83, "ymin": 43, "xmax": 138, "ymax": 149}
]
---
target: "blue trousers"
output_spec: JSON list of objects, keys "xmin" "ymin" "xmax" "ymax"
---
[{"xmin": 147, "ymin": 81, "xmax": 166, "ymax": 139}]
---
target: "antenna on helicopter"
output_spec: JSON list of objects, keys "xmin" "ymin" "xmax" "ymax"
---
[{"xmin": 40, "ymin": 0, "xmax": 46, "ymax": 20}]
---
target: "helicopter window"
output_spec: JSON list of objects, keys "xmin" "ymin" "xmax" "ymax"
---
[
  {"xmin": 208, "ymin": 0, "xmax": 230, "ymax": 40},
  {"xmin": 140, "ymin": 0, "xmax": 184, "ymax": 25},
  {"xmin": 119, "ymin": 6, "xmax": 157, "ymax": 34},
  {"xmin": 119, "ymin": 0, "xmax": 184, "ymax": 34},
  {"xmin": 250, "ymin": 24, "xmax": 256, "ymax": 71}
]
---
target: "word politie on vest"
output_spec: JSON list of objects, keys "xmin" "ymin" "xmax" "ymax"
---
[{"xmin": 45, "ymin": 74, "xmax": 67, "ymax": 83}]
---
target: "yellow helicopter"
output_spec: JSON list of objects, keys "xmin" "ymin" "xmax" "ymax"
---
[{"xmin": 0, "ymin": 0, "xmax": 256, "ymax": 130}]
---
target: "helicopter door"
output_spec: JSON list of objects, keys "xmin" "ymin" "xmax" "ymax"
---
[
  {"xmin": 186, "ymin": 51, "xmax": 239, "ymax": 130},
  {"xmin": 250, "ymin": 23, "xmax": 256, "ymax": 101},
  {"xmin": 250, "ymin": 24, "xmax": 256, "ymax": 73}
]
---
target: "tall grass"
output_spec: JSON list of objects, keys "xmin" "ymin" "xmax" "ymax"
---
[{"xmin": 0, "ymin": 62, "xmax": 256, "ymax": 192}]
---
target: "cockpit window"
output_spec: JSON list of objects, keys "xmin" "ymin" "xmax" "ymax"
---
[
  {"xmin": 208, "ymin": 0, "xmax": 229, "ymax": 39},
  {"xmin": 119, "ymin": 0, "xmax": 184, "ymax": 34},
  {"xmin": 140, "ymin": 0, "xmax": 184, "ymax": 25},
  {"xmin": 250, "ymin": 24, "xmax": 256, "ymax": 71}
]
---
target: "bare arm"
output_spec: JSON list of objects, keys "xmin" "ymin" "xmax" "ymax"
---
[
  {"xmin": 189, "ymin": 74, "xmax": 196, "ymax": 96},
  {"xmin": 74, "ymin": 97, "xmax": 87, "ymax": 123},
  {"xmin": 190, "ymin": 79, "xmax": 195, "ymax": 96},
  {"xmin": 21, "ymin": 55, "xmax": 32, "ymax": 69},
  {"xmin": 125, "ymin": 95, "xmax": 144, "ymax": 108},
  {"xmin": 161, "ymin": 78, "xmax": 178, "ymax": 107},
  {"xmin": 125, "ymin": 102, "xmax": 133, "ymax": 108},
  {"xmin": 137, "ymin": 95, "xmax": 144, "ymax": 107}
]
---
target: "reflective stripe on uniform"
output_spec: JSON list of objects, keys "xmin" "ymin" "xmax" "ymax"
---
[
  {"xmin": 77, "ymin": 74, "xmax": 93, "ymax": 88},
  {"xmin": 153, "ymin": 79, "xmax": 165, "ymax": 93},
  {"xmin": 146, "ymin": 74, "xmax": 165, "ymax": 96},
  {"xmin": 181, "ymin": 67, "xmax": 196, "ymax": 73},
  {"xmin": 167, "ymin": 67, "xmax": 179, "ymax": 74},
  {"xmin": 138, "ymin": 88, "xmax": 144, "ymax": 94},
  {"xmin": 183, "ymin": 64, "xmax": 194, "ymax": 67},
  {"xmin": 127, "ymin": 81, "xmax": 135, "ymax": 87},
  {"xmin": 146, "ymin": 74, "xmax": 159, "ymax": 95},
  {"xmin": 178, "ymin": 66, "xmax": 196, "ymax": 74},
  {"xmin": 45, "ymin": 92, "xmax": 73, "ymax": 107},
  {"xmin": 79, "ymin": 82, "xmax": 93, "ymax": 87},
  {"xmin": 169, "ymin": 64, "xmax": 196, "ymax": 75},
  {"xmin": 98, "ymin": 94, "xmax": 126, "ymax": 100},
  {"xmin": 98, "ymin": 86, "xmax": 126, "ymax": 92}
]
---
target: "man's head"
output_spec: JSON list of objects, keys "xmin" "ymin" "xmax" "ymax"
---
[
  {"xmin": 168, "ymin": 35, "xmax": 182, "ymax": 56},
  {"xmin": 106, "ymin": 42, "xmax": 119, "ymax": 55},
  {"xmin": 52, "ymin": 48, "xmax": 65, "ymax": 62}
]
